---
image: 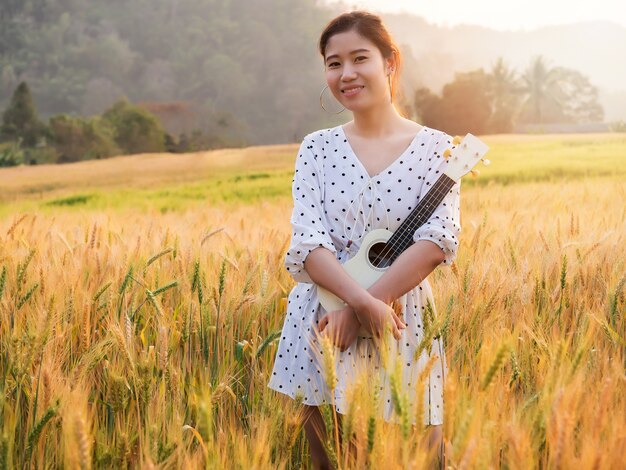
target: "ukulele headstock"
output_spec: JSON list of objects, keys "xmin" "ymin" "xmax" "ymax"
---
[{"xmin": 443, "ymin": 134, "xmax": 490, "ymax": 181}]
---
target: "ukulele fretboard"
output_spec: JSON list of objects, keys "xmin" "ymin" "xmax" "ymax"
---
[{"xmin": 385, "ymin": 174, "xmax": 456, "ymax": 263}]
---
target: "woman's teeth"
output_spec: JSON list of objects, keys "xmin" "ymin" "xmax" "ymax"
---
[{"xmin": 342, "ymin": 86, "xmax": 363, "ymax": 96}]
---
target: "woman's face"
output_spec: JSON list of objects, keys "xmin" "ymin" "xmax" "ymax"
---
[{"xmin": 324, "ymin": 29, "xmax": 393, "ymax": 113}]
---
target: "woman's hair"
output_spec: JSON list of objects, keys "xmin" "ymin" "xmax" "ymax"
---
[{"xmin": 318, "ymin": 11, "xmax": 404, "ymax": 109}]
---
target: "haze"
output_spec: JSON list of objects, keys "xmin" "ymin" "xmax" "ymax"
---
[{"xmin": 323, "ymin": 0, "xmax": 626, "ymax": 31}]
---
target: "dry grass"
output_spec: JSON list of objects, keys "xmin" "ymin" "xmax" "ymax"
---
[
  {"xmin": 0, "ymin": 143, "xmax": 296, "ymax": 203},
  {"xmin": 0, "ymin": 134, "xmax": 624, "ymax": 468}
]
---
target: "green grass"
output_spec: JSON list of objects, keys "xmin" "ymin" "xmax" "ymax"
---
[
  {"xmin": 462, "ymin": 135, "xmax": 626, "ymax": 187},
  {"xmin": 0, "ymin": 171, "xmax": 295, "ymax": 218},
  {"xmin": 0, "ymin": 133, "xmax": 624, "ymax": 218},
  {"xmin": 46, "ymin": 194, "xmax": 96, "ymax": 206}
]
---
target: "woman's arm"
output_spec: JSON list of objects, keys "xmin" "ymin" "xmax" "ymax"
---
[
  {"xmin": 308, "ymin": 240, "xmax": 444, "ymax": 340},
  {"xmin": 313, "ymin": 240, "xmax": 444, "ymax": 343},
  {"xmin": 365, "ymin": 240, "xmax": 445, "ymax": 304},
  {"xmin": 305, "ymin": 239, "xmax": 444, "ymax": 309},
  {"xmin": 309, "ymin": 247, "xmax": 405, "ymax": 341},
  {"xmin": 303, "ymin": 247, "xmax": 371, "ymax": 309}
]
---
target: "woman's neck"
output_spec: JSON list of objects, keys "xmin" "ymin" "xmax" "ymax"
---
[{"xmin": 349, "ymin": 103, "xmax": 406, "ymax": 139}]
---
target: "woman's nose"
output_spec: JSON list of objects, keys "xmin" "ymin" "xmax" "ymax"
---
[{"xmin": 341, "ymin": 64, "xmax": 357, "ymax": 80}]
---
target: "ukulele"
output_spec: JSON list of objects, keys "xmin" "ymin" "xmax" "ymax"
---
[{"xmin": 317, "ymin": 133, "xmax": 490, "ymax": 335}]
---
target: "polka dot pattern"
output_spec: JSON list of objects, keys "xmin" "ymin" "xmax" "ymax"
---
[{"xmin": 268, "ymin": 125, "xmax": 458, "ymax": 426}]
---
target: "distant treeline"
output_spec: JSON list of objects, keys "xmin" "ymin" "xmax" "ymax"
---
[
  {"xmin": 0, "ymin": 1, "xmax": 613, "ymax": 166},
  {"xmin": 412, "ymin": 56, "xmax": 605, "ymax": 137},
  {"xmin": 0, "ymin": 0, "xmax": 329, "ymax": 147},
  {"xmin": 0, "ymin": 82, "xmax": 234, "ymax": 166}
]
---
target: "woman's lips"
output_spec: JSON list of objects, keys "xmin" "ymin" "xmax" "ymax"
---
[{"xmin": 341, "ymin": 86, "xmax": 364, "ymax": 97}]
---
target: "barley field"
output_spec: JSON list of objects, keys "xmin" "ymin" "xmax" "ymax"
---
[{"xmin": 0, "ymin": 133, "xmax": 624, "ymax": 468}]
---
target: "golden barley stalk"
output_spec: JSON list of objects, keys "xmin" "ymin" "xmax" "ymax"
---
[
  {"xmin": 457, "ymin": 437, "xmax": 477, "ymax": 470},
  {"xmin": 6, "ymin": 213, "xmax": 28, "ymax": 236},
  {"xmin": 415, "ymin": 354, "xmax": 438, "ymax": 428},
  {"xmin": 145, "ymin": 247, "xmax": 174, "ymax": 269},
  {"xmin": 88, "ymin": 222, "xmax": 97, "ymax": 249},
  {"xmin": 74, "ymin": 413, "xmax": 91, "ymax": 470},
  {"xmin": 481, "ymin": 342, "xmax": 510, "ymax": 390},
  {"xmin": 42, "ymin": 369, "xmax": 51, "ymax": 409},
  {"xmin": 158, "ymin": 325, "xmax": 169, "ymax": 371},
  {"xmin": 81, "ymin": 304, "xmax": 91, "ymax": 352},
  {"xmin": 320, "ymin": 335, "xmax": 337, "ymax": 390}
]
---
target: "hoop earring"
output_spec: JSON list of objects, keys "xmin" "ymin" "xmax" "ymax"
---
[{"xmin": 320, "ymin": 84, "xmax": 345, "ymax": 114}]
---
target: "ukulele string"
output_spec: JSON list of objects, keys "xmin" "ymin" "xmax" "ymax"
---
[
  {"xmin": 403, "ymin": 177, "xmax": 456, "ymax": 240},
  {"xmin": 371, "ymin": 177, "xmax": 453, "ymax": 266},
  {"xmin": 377, "ymin": 178, "xmax": 452, "ymax": 264},
  {"xmin": 371, "ymin": 141, "xmax": 458, "ymax": 265}
]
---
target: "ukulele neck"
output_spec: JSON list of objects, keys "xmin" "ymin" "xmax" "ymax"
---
[{"xmin": 386, "ymin": 174, "xmax": 456, "ymax": 262}]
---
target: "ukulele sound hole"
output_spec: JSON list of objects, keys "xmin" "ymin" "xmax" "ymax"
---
[{"xmin": 367, "ymin": 242, "xmax": 393, "ymax": 268}]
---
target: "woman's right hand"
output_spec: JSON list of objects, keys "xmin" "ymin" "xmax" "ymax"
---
[{"xmin": 353, "ymin": 295, "xmax": 406, "ymax": 340}]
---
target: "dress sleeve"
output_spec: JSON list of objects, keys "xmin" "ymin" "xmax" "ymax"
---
[
  {"xmin": 412, "ymin": 132, "xmax": 461, "ymax": 266},
  {"xmin": 284, "ymin": 136, "xmax": 338, "ymax": 283}
]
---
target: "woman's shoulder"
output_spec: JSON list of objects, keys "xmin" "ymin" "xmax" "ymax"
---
[
  {"xmin": 301, "ymin": 125, "xmax": 343, "ymax": 145},
  {"xmin": 419, "ymin": 124, "xmax": 450, "ymax": 142}
]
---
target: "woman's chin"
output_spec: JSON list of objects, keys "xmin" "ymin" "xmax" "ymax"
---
[{"xmin": 343, "ymin": 101, "xmax": 379, "ymax": 114}]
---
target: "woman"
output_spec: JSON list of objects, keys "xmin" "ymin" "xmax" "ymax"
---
[{"xmin": 268, "ymin": 11, "xmax": 460, "ymax": 469}]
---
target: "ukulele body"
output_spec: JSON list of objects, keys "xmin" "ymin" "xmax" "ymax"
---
[{"xmin": 317, "ymin": 228, "xmax": 396, "ymax": 336}]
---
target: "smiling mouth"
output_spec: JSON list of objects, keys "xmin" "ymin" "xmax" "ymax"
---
[{"xmin": 341, "ymin": 86, "xmax": 364, "ymax": 95}]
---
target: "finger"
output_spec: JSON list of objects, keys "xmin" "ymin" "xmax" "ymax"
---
[
  {"xmin": 390, "ymin": 319, "xmax": 401, "ymax": 340},
  {"xmin": 386, "ymin": 306, "xmax": 404, "ymax": 331},
  {"xmin": 390, "ymin": 301, "xmax": 406, "ymax": 326},
  {"xmin": 392, "ymin": 310, "xmax": 407, "ymax": 329}
]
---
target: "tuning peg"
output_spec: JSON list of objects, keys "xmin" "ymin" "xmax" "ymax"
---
[
  {"xmin": 481, "ymin": 158, "xmax": 491, "ymax": 166},
  {"xmin": 470, "ymin": 169, "xmax": 480, "ymax": 178},
  {"xmin": 452, "ymin": 135, "xmax": 462, "ymax": 145},
  {"xmin": 443, "ymin": 148, "xmax": 452, "ymax": 159}
]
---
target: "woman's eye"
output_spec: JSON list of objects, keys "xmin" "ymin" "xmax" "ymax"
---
[
  {"xmin": 328, "ymin": 62, "xmax": 339, "ymax": 68},
  {"xmin": 355, "ymin": 56, "xmax": 367, "ymax": 62}
]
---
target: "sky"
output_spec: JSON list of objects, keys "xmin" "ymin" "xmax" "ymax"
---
[{"xmin": 322, "ymin": 0, "xmax": 626, "ymax": 31}]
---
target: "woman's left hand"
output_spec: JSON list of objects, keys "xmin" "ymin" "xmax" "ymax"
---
[{"xmin": 318, "ymin": 305, "xmax": 361, "ymax": 352}]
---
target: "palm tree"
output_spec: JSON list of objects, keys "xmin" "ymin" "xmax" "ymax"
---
[
  {"xmin": 488, "ymin": 57, "xmax": 522, "ymax": 132},
  {"xmin": 519, "ymin": 56, "xmax": 567, "ymax": 124}
]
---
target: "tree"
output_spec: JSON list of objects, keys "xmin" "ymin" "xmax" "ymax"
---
[
  {"xmin": 414, "ymin": 70, "xmax": 493, "ymax": 136},
  {"xmin": 102, "ymin": 100, "xmax": 166, "ymax": 154},
  {"xmin": 413, "ymin": 87, "xmax": 443, "ymax": 129},
  {"xmin": 48, "ymin": 114, "xmax": 119, "ymax": 163},
  {"xmin": 0, "ymin": 0, "xmax": 27, "ymax": 56},
  {"xmin": 0, "ymin": 81, "xmax": 45, "ymax": 146},
  {"xmin": 553, "ymin": 67, "xmax": 604, "ymax": 123},
  {"xmin": 488, "ymin": 58, "xmax": 522, "ymax": 133},
  {"xmin": 0, "ymin": 141, "xmax": 24, "ymax": 167},
  {"xmin": 0, "ymin": 0, "xmax": 329, "ymax": 146},
  {"xmin": 519, "ymin": 56, "xmax": 604, "ymax": 124},
  {"xmin": 521, "ymin": 56, "xmax": 565, "ymax": 123}
]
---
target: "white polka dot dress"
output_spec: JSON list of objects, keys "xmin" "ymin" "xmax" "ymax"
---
[{"xmin": 268, "ymin": 125, "xmax": 461, "ymax": 426}]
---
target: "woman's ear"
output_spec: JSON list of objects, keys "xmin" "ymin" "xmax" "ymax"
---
[{"xmin": 385, "ymin": 53, "xmax": 397, "ymax": 75}]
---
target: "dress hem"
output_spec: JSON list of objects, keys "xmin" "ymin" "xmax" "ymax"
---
[{"xmin": 267, "ymin": 381, "xmax": 443, "ymax": 427}]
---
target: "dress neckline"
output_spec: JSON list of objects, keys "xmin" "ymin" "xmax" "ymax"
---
[{"xmin": 338, "ymin": 124, "xmax": 428, "ymax": 179}]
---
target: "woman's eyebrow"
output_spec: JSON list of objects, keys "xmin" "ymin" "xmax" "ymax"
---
[{"xmin": 325, "ymin": 48, "xmax": 370, "ymax": 62}]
